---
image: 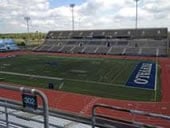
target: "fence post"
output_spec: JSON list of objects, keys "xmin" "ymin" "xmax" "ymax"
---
[{"xmin": 5, "ymin": 101, "xmax": 9, "ymax": 128}]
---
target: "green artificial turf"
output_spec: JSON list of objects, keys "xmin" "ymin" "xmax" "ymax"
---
[{"xmin": 0, "ymin": 54, "xmax": 160, "ymax": 101}]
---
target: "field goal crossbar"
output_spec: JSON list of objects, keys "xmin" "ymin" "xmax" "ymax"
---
[
  {"xmin": 92, "ymin": 104, "xmax": 170, "ymax": 128},
  {"xmin": 0, "ymin": 84, "xmax": 49, "ymax": 128}
]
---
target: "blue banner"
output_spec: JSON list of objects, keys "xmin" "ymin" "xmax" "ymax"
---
[{"xmin": 126, "ymin": 62, "xmax": 156, "ymax": 89}]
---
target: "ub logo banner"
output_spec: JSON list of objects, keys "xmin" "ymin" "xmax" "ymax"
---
[{"xmin": 126, "ymin": 62, "xmax": 156, "ymax": 89}]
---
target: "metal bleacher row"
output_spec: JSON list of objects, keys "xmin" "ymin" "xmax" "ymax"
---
[{"xmin": 34, "ymin": 28, "xmax": 168, "ymax": 57}]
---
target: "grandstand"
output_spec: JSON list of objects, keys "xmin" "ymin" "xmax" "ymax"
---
[{"xmin": 34, "ymin": 28, "xmax": 168, "ymax": 57}]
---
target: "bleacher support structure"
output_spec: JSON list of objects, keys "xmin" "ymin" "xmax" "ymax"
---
[{"xmin": 34, "ymin": 28, "xmax": 168, "ymax": 57}]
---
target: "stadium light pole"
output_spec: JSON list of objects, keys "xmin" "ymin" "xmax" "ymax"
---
[
  {"xmin": 135, "ymin": 0, "xmax": 140, "ymax": 29},
  {"xmin": 78, "ymin": 17, "xmax": 81, "ymax": 30},
  {"xmin": 24, "ymin": 16, "xmax": 31, "ymax": 33},
  {"xmin": 24, "ymin": 16, "xmax": 31, "ymax": 43},
  {"xmin": 70, "ymin": 4, "xmax": 75, "ymax": 31}
]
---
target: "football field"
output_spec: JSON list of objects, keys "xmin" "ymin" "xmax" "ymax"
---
[{"xmin": 0, "ymin": 54, "xmax": 160, "ymax": 101}]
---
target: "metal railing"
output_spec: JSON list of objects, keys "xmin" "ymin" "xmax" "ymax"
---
[
  {"xmin": 92, "ymin": 104, "xmax": 170, "ymax": 128},
  {"xmin": 0, "ymin": 97, "xmax": 94, "ymax": 128},
  {"xmin": 0, "ymin": 84, "xmax": 49, "ymax": 128}
]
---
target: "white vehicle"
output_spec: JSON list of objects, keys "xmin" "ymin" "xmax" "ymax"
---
[
  {"xmin": 0, "ymin": 39, "xmax": 19, "ymax": 51},
  {"xmin": 0, "ymin": 43, "xmax": 7, "ymax": 51}
]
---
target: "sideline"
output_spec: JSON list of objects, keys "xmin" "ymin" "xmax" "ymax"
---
[
  {"xmin": 0, "ymin": 71, "xmax": 63, "ymax": 81},
  {"xmin": 0, "ymin": 71, "xmax": 154, "ymax": 91}
]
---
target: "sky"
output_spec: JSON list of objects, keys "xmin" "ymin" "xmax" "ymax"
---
[{"xmin": 0, "ymin": 0, "xmax": 170, "ymax": 33}]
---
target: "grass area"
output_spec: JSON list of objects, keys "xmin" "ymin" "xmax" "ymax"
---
[
  {"xmin": 0, "ymin": 33, "xmax": 46, "ymax": 40},
  {"xmin": 0, "ymin": 55, "xmax": 137, "ymax": 84},
  {"xmin": 0, "ymin": 54, "xmax": 160, "ymax": 101}
]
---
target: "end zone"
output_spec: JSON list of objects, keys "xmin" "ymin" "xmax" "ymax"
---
[{"xmin": 126, "ymin": 62, "xmax": 157, "ymax": 90}]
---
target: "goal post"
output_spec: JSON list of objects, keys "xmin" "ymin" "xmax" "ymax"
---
[{"xmin": 47, "ymin": 78, "xmax": 64, "ymax": 90}]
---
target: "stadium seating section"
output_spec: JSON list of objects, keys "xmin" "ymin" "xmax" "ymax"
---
[{"xmin": 34, "ymin": 28, "xmax": 168, "ymax": 57}]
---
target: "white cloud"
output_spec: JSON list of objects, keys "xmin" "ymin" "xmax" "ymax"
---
[{"xmin": 0, "ymin": 0, "xmax": 170, "ymax": 33}]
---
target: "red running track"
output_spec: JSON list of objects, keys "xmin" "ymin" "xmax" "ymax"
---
[
  {"xmin": 159, "ymin": 58, "xmax": 170, "ymax": 102},
  {"xmin": 1, "ymin": 51, "xmax": 170, "ymax": 127}
]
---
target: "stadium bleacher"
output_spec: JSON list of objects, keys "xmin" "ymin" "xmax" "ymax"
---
[
  {"xmin": 126, "ymin": 48, "xmax": 140, "ymax": 56},
  {"xmin": 34, "ymin": 28, "xmax": 168, "ymax": 57},
  {"xmin": 72, "ymin": 46, "xmax": 84, "ymax": 53}
]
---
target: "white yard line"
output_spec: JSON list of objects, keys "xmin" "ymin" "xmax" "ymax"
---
[
  {"xmin": 0, "ymin": 71, "xmax": 63, "ymax": 80},
  {"xmin": 154, "ymin": 63, "xmax": 158, "ymax": 101},
  {"xmin": 154, "ymin": 63, "xmax": 158, "ymax": 91}
]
